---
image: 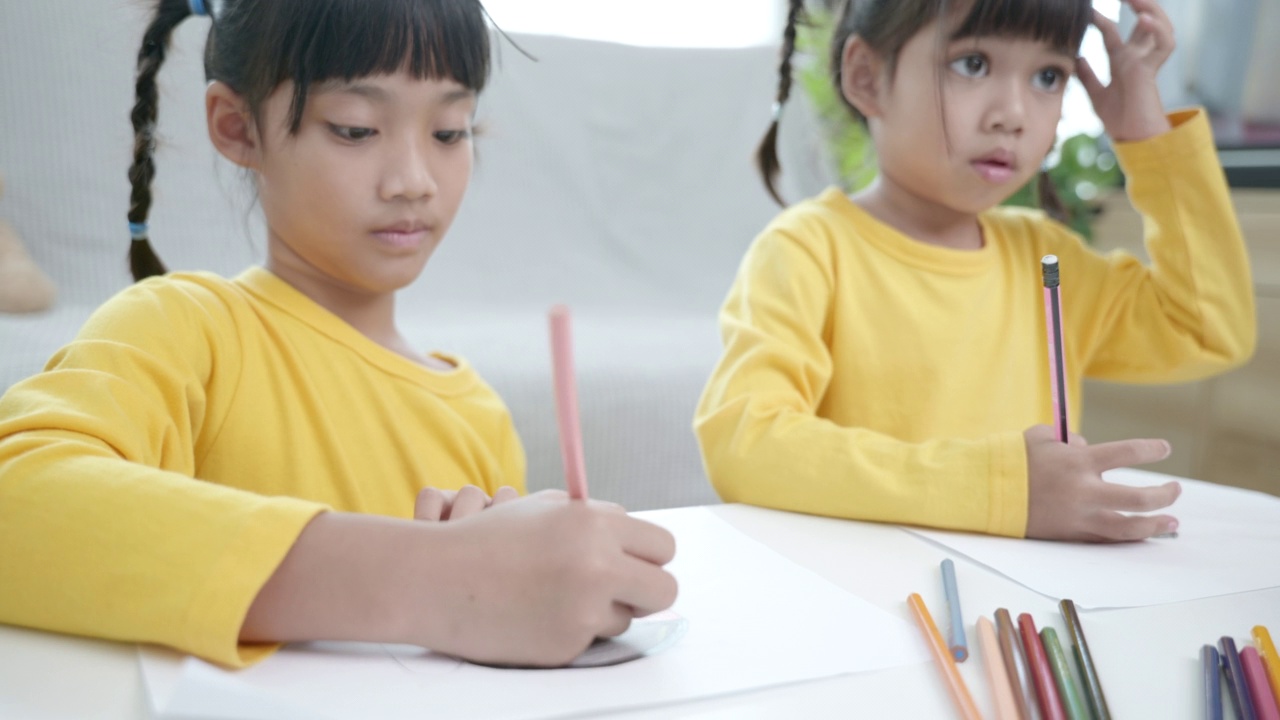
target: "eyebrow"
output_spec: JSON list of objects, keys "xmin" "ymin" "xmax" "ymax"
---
[{"xmin": 316, "ymin": 81, "xmax": 475, "ymax": 106}]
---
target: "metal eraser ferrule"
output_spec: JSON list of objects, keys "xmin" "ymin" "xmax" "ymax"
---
[{"xmin": 1042, "ymin": 255, "xmax": 1060, "ymax": 288}]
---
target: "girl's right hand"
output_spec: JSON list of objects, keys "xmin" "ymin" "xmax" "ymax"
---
[
  {"xmin": 1024, "ymin": 424, "xmax": 1181, "ymax": 542},
  {"xmin": 416, "ymin": 490, "xmax": 678, "ymax": 667}
]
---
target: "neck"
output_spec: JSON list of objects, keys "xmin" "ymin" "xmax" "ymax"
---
[
  {"xmin": 265, "ymin": 255, "xmax": 401, "ymax": 347},
  {"xmin": 852, "ymin": 176, "xmax": 985, "ymax": 251}
]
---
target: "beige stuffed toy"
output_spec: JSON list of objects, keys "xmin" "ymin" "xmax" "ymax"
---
[{"xmin": 0, "ymin": 173, "xmax": 56, "ymax": 313}]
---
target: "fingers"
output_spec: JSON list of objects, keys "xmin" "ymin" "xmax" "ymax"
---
[
  {"xmin": 1091, "ymin": 9, "xmax": 1125, "ymax": 53},
  {"xmin": 1094, "ymin": 479, "xmax": 1181, "ymax": 513},
  {"xmin": 1075, "ymin": 56, "xmax": 1106, "ymax": 101},
  {"xmin": 1126, "ymin": 0, "xmax": 1174, "ymax": 38},
  {"xmin": 1067, "ymin": 430, "xmax": 1089, "ymax": 447},
  {"xmin": 612, "ymin": 555, "xmax": 679, "ymax": 617},
  {"xmin": 414, "ymin": 487, "xmax": 452, "ymax": 521},
  {"xmin": 445, "ymin": 485, "xmax": 491, "ymax": 521},
  {"xmin": 1086, "ymin": 437, "xmax": 1171, "ymax": 471},
  {"xmin": 1023, "ymin": 424, "xmax": 1059, "ymax": 443},
  {"xmin": 1134, "ymin": 12, "xmax": 1175, "ymax": 64},
  {"xmin": 490, "ymin": 486, "xmax": 520, "ymax": 507},
  {"xmin": 596, "ymin": 603, "xmax": 635, "ymax": 639},
  {"xmin": 1090, "ymin": 511, "xmax": 1179, "ymax": 542},
  {"xmin": 615, "ymin": 516, "xmax": 677, "ymax": 566}
]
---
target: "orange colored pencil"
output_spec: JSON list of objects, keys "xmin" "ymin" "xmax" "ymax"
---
[
  {"xmin": 1255, "ymin": 626, "xmax": 1280, "ymax": 710},
  {"xmin": 908, "ymin": 593, "xmax": 983, "ymax": 720},
  {"xmin": 978, "ymin": 616, "xmax": 1021, "ymax": 720}
]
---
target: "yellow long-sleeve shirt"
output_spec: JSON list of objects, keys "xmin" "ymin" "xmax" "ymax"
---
[
  {"xmin": 695, "ymin": 109, "xmax": 1255, "ymax": 537},
  {"xmin": 0, "ymin": 267, "xmax": 525, "ymax": 666}
]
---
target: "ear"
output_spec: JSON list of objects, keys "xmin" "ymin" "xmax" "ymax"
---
[
  {"xmin": 206, "ymin": 81, "xmax": 259, "ymax": 169},
  {"xmin": 840, "ymin": 35, "xmax": 886, "ymax": 119}
]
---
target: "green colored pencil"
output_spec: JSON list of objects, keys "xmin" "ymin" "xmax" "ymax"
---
[{"xmin": 1041, "ymin": 627, "xmax": 1092, "ymax": 720}]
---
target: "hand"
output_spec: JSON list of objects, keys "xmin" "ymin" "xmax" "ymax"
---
[
  {"xmin": 242, "ymin": 491, "xmax": 676, "ymax": 669},
  {"xmin": 1024, "ymin": 424, "xmax": 1181, "ymax": 542},
  {"xmin": 415, "ymin": 490, "xmax": 678, "ymax": 666},
  {"xmin": 1076, "ymin": 1, "xmax": 1174, "ymax": 142},
  {"xmin": 413, "ymin": 484, "xmax": 520, "ymax": 521}
]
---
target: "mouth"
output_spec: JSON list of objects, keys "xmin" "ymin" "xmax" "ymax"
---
[
  {"xmin": 971, "ymin": 151, "xmax": 1017, "ymax": 184},
  {"xmin": 371, "ymin": 221, "xmax": 433, "ymax": 249}
]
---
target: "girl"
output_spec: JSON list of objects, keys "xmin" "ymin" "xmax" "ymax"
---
[
  {"xmin": 695, "ymin": 0, "xmax": 1255, "ymax": 542},
  {"xmin": 0, "ymin": 0, "xmax": 676, "ymax": 668}
]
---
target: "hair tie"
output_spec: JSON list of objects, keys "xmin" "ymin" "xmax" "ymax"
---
[
  {"xmin": 129, "ymin": 222, "xmax": 149, "ymax": 241},
  {"xmin": 188, "ymin": 0, "xmax": 210, "ymax": 17},
  {"xmin": 771, "ymin": 101, "xmax": 784, "ymax": 123}
]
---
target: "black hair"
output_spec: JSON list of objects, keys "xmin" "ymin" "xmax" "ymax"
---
[
  {"xmin": 127, "ymin": 0, "xmax": 492, "ymax": 281},
  {"xmin": 757, "ymin": 0, "xmax": 1091, "ymax": 210}
]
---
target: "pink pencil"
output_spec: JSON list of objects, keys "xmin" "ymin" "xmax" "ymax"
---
[
  {"xmin": 1242, "ymin": 647, "xmax": 1280, "ymax": 720},
  {"xmin": 549, "ymin": 305, "xmax": 589, "ymax": 500}
]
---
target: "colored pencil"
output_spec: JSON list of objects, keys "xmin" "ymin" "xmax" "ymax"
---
[
  {"xmin": 1255, "ymin": 626, "xmax": 1280, "ymax": 705},
  {"xmin": 1242, "ymin": 647, "xmax": 1280, "ymax": 719},
  {"xmin": 941, "ymin": 559, "xmax": 969, "ymax": 662},
  {"xmin": 1042, "ymin": 255, "xmax": 1068, "ymax": 442},
  {"xmin": 997, "ymin": 608, "xmax": 1038, "ymax": 720},
  {"xmin": 1019, "ymin": 613, "xmax": 1066, "ymax": 720},
  {"xmin": 1223, "ymin": 636, "xmax": 1259, "ymax": 720},
  {"xmin": 1204, "ymin": 645, "xmax": 1224, "ymax": 720},
  {"xmin": 907, "ymin": 593, "xmax": 982, "ymax": 720},
  {"xmin": 1040, "ymin": 628, "xmax": 1089, "ymax": 720},
  {"xmin": 978, "ymin": 616, "xmax": 1022, "ymax": 720},
  {"xmin": 548, "ymin": 305, "xmax": 589, "ymax": 500},
  {"xmin": 1059, "ymin": 599, "xmax": 1110, "ymax": 720}
]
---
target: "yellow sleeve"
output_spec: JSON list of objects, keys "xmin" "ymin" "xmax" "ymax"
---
[
  {"xmin": 0, "ymin": 279, "xmax": 326, "ymax": 667},
  {"xmin": 694, "ymin": 229, "xmax": 1028, "ymax": 537},
  {"xmin": 1077, "ymin": 108, "xmax": 1257, "ymax": 382}
]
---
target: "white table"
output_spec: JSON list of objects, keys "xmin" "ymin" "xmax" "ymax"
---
[{"xmin": 3, "ymin": 481, "xmax": 1278, "ymax": 719}]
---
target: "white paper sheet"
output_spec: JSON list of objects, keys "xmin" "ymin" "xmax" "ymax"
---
[
  {"xmin": 905, "ymin": 470, "xmax": 1280, "ymax": 609},
  {"xmin": 141, "ymin": 506, "xmax": 927, "ymax": 720}
]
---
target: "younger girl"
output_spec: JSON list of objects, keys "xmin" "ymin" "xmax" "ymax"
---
[
  {"xmin": 695, "ymin": 0, "xmax": 1255, "ymax": 542},
  {"xmin": 0, "ymin": 0, "xmax": 676, "ymax": 668}
]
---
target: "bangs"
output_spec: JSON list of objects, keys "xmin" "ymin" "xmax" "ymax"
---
[
  {"xmin": 272, "ymin": 0, "xmax": 491, "ymax": 130},
  {"xmin": 949, "ymin": 0, "xmax": 1091, "ymax": 53}
]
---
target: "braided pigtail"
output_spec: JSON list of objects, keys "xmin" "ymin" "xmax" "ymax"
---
[
  {"xmin": 128, "ymin": 0, "xmax": 207, "ymax": 281},
  {"xmin": 755, "ymin": 0, "xmax": 806, "ymax": 207},
  {"xmin": 1036, "ymin": 169, "xmax": 1071, "ymax": 226}
]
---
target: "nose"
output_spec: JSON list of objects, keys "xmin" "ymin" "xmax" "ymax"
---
[
  {"xmin": 379, "ymin": 135, "xmax": 438, "ymax": 202},
  {"xmin": 985, "ymin": 81, "xmax": 1026, "ymax": 136}
]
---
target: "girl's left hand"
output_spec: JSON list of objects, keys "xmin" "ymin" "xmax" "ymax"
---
[
  {"xmin": 1076, "ymin": 0, "xmax": 1174, "ymax": 143},
  {"xmin": 414, "ymin": 485, "xmax": 521, "ymax": 522}
]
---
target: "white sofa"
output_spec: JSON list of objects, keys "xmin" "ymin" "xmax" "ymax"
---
[{"xmin": 0, "ymin": 2, "xmax": 834, "ymax": 510}]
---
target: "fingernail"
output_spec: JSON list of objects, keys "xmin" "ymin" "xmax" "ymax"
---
[
  {"xmin": 1159, "ymin": 440, "xmax": 1172, "ymax": 458},
  {"xmin": 1164, "ymin": 519, "xmax": 1178, "ymax": 534}
]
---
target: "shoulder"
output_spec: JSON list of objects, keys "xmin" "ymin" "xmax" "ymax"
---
[
  {"xmin": 982, "ymin": 205, "xmax": 1090, "ymax": 253},
  {"xmin": 747, "ymin": 188, "xmax": 867, "ymax": 269},
  {"xmin": 75, "ymin": 272, "xmax": 249, "ymax": 346}
]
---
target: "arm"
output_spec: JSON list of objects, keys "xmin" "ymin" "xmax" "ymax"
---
[
  {"xmin": 1075, "ymin": 2, "xmax": 1256, "ymax": 381},
  {"xmin": 693, "ymin": 230, "xmax": 1029, "ymax": 537},
  {"xmin": 243, "ymin": 493, "xmax": 677, "ymax": 667},
  {"xmin": 0, "ymin": 280, "xmax": 323, "ymax": 666}
]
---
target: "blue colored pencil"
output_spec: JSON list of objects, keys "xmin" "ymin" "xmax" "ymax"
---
[
  {"xmin": 941, "ymin": 559, "xmax": 968, "ymax": 662},
  {"xmin": 1203, "ymin": 645, "xmax": 1223, "ymax": 720},
  {"xmin": 1222, "ymin": 636, "xmax": 1258, "ymax": 720}
]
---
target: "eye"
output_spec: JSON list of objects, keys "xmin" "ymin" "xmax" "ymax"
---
[
  {"xmin": 1033, "ymin": 66, "xmax": 1068, "ymax": 92},
  {"xmin": 327, "ymin": 124, "xmax": 376, "ymax": 142},
  {"xmin": 949, "ymin": 53, "xmax": 988, "ymax": 78},
  {"xmin": 433, "ymin": 129, "xmax": 472, "ymax": 145}
]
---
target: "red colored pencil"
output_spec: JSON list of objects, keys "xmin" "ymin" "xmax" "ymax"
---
[{"xmin": 1019, "ymin": 613, "xmax": 1066, "ymax": 720}]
